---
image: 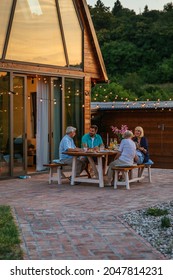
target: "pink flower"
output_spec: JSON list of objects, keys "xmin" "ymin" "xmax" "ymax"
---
[{"xmin": 111, "ymin": 124, "xmax": 129, "ymax": 142}]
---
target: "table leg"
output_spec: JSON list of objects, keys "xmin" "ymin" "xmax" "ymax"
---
[
  {"xmin": 71, "ymin": 156, "xmax": 77, "ymax": 185},
  {"xmin": 103, "ymin": 154, "xmax": 108, "ymax": 175},
  {"xmin": 87, "ymin": 156, "xmax": 98, "ymax": 177},
  {"xmin": 97, "ymin": 156, "xmax": 104, "ymax": 188}
]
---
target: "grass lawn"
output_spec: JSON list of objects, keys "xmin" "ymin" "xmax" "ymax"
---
[{"xmin": 0, "ymin": 205, "xmax": 23, "ymax": 259}]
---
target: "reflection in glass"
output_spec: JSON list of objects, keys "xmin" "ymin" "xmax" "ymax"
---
[
  {"xmin": 6, "ymin": 0, "xmax": 66, "ymax": 66},
  {"xmin": 59, "ymin": 0, "xmax": 82, "ymax": 67},
  {"xmin": 64, "ymin": 78, "xmax": 84, "ymax": 146},
  {"xmin": 0, "ymin": 72, "xmax": 10, "ymax": 176},
  {"xmin": 0, "ymin": 0, "xmax": 13, "ymax": 58},
  {"xmin": 27, "ymin": 0, "xmax": 43, "ymax": 16}
]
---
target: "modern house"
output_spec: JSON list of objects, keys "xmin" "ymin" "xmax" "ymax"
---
[
  {"xmin": 0, "ymin": 0, "xmax": 108, "ymax": 178},
  {"xmin": 91, "ymin": 101, "xmax": 173, "ymax": 169}
]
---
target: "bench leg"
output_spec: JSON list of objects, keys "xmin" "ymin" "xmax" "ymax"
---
[
  {"xmin": 138, "ymin": 167, "xmax": 144, "ymax": 177},
  {"xmin": 113, "ymin": 170, "xmax": 130, "ymax": 189},
  {"xmin": 114, "ymin": 170, "xmax": 118, "ymax": 189},
  {"xmin": 48, "ymin": 168, "xmax": 52, "ymax": 184},
  {"xmin": 57, "ymin": 167, "xmax": 62, "ymax": 184},
  {"xmin": 147, "ymin": 165, "xmax": 152, "ymax": 183},
  {"xmin": 48, "ymin": 167, "xmax": 62, "ymax": 184},
  {"xmin": 125, "ymin": 171, "xmax": 130, "ymax": 190}
]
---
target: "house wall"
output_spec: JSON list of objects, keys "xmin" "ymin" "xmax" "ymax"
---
[{"xmin": 92, "ymin": 109, "xmax": 173, "ymax": 169}]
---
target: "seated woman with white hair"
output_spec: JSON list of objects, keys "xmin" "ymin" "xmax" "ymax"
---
[
  {"xmin": 59, "ymin": 126, "xmax": 86, "ymax": 177},
  {"xmin": 106, "ymin": 130, "xmax": 138, "ymax": 186}
]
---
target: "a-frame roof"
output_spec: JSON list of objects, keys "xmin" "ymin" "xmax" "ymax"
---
[
  {"xmin": 81, "ymin": 0, "xmax": 108, "ymax": 82},
  {"xmin": 0, "ymin": 0, "xmax": 108, "ymax": 81}
]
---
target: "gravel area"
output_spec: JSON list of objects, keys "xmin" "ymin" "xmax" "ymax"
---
[{"xmin": 121, "ymin": 200, "xmax": 173, "ymax": 259}]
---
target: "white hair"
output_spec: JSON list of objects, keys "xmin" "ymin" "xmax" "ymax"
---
[
  {"xmin": 66, "ymin": 126, "xmax": 76, "ymax": 134},
  {"xmin": 123, "ymin": 130, "xmax": 133, "ymax": 139}
]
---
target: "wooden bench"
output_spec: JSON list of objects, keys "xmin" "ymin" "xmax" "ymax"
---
[
  {"xmin": 43, "ymin": 163, "xmax": 68, "ymax": 184},
  {"xmin": 139, "ymin": 163, "xmax": 152, "ymax": 183},
  {"xmin": 112, "ymin": 164, "xmax": 147, "ymax": 190}
]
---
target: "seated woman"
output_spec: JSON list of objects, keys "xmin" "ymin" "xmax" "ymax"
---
[
  {"xmin": 133, "ymin": 126, "xmax": 149, "ymax": 164},
  {"xmin": 106, "ymin": 130, "xmax": 138, "ymax": 186}
]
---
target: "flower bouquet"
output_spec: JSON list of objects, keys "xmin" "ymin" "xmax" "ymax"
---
[{"xmin": 111, "ymin": 124, "xmax": 129, "ymax": 143}]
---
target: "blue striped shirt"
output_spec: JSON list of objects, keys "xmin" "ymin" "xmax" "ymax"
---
[{"xmin": 59, "ymin": 134, "xmax": 76, "ymax": 160}]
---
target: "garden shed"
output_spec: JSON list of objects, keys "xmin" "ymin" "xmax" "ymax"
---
[{"xmin": 91, "ymin": 101, "xmax": 173, "ymax": 169}]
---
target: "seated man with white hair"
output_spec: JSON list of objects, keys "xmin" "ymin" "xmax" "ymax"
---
[
  {"xmin": 106, "ymin": 130, "xmax": 138, "ymax": 186},
  {"xmin": 59, "ymin": 126, "xmax": 86, "ymax": 177}
]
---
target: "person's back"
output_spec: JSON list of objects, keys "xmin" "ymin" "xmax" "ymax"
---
[
  {"xmin": 106, "ymin": 130, "xmax": 137, "ymax": 185},
  {"xmin": 119, "ymin": 138, "xmax": 136, "ymax": 165}
]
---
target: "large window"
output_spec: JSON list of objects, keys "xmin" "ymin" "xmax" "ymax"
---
[
  {"xmin": 64, "ymin": 78, "xmax": 84, "ymax": 146},
  {"xmin": 2, "ymin": 0, "xmax": 83, "ymax": 68},
  {"xmin": 59, "ymin": 0, "xmax": 82, "ymax": 67},
  {"xmin": 6, "ymin": 0, "xmax": 66, "ymax": 66}
]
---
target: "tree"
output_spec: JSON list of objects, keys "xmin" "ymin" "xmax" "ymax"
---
[
  {"xmin": 89, "ymin": 0, "xmax": 173, "ymax": 99},
  {"xmin": 91, "ymin": 82, "xmax": 137, "ymax": 102},
  {"xmin": 143, "ymin": 5, "xmax": 149, "ymax": 13},
  {"xmin": 163, "ymin": 2, "xmax": 173, "ymax": 12},
  {"xmin": 112, "ymin": 0, "xmax": 123, "ymax": 15},
  {"xmin": 101, "ymin": 41, "xmax": 140, "ymax": 76},
  {"xmin": 90, "ymin": 0, "xmax": 113, "ymax": 30}
]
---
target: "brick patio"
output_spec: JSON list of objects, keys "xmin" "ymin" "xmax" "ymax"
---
[{"xmin": 0, "ymin": 168, "xmax": 173, "ymax": 260}]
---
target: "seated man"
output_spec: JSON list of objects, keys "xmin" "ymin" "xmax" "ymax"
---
[
  {"xmin": 59, "ymin": 126, "xmax": 86, "ymax": 177},
  {"xmin": 106, "ymin": 130, "xmax": 138, "ymax": 186},
  {"xmin": 81, "ymin": 125, "xmax": 104, "ymax": 177},
  {"xmin": 81, "ymin": 125, "xmax": 103, "ymax": 150}
]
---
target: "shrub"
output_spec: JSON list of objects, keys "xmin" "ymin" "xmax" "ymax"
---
[
  {"xmin": 161, "ymin": 216, "xmax": 171, "ymax": 228},
  {"xmin": 146, "ymin": 207, "xmax": 169, "ymax": 216}
]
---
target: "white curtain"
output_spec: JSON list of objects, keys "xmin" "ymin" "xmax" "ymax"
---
[{"xmin": 36, "ymin": 79, "xmax": 49, "ymax": 171}]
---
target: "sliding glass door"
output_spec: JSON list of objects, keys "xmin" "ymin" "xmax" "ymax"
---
[
  {"xmin": 12, "ymin": 75, "xmax": 27, "ymax": 175},
  {"xmin": 64, "ymin": 78, "xmax": 84, "ymax": 147},
  {"xmin": 50, "ymin": 77, "xmax": 84, "ymax": 161}
]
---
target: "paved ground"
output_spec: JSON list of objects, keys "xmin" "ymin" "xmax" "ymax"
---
[{"xmin": 0, "ymin": 168, "xmax": 173, "ymax": 260}]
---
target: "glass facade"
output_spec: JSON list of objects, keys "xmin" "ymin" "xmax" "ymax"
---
[
  {"xmin": 0, "ymin": 1, "xmax": 87, "ymax": 177},
  {"xmin": 0, "ymin": 71, "xmax": 84, "ymax": 177},
  {"xmin": 64, "ymin": 78, "xmax": 84, "ymax": 147},
  {"xmin": 0, "ymin": 0, "xmax": 82, "ymax": 68},
  {"xmin": 6, "ymin": 0, "xmax": 66, "ymax": 66},
  {"xmin": 59, "ymin": 0, "xmax": 82, "ymax": 67}
]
